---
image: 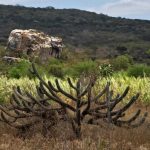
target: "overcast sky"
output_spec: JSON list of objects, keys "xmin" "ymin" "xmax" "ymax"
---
[{"xmin": 0, "ymin": 0, "xmax": 150, "ymax": 20}]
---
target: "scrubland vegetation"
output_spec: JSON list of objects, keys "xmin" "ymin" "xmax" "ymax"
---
[
  {"xmin": 0, "ymin": 4, "xmax": 150, "ymax": 148},
  {"xmin": 0, "ymin": 44, "xmax": 150, "ymax": 149},
  {"xmin": 0, "ymin": 46, "xmax": 149, "ymax": 105},
  {"xmin": 0, "ymin": 73, "xmax": 150, "ymax": 105}
]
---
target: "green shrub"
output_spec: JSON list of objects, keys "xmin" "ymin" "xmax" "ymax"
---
[
  {"xmin": 99, "ymin": 64, "xmax": 113, "ymax": 77},
  {"xmin": 49, "ymin": 65, "xmax": 64, "ymax": 78},
  {"xmin": 112, "ymin": 54, "xmax": 133, "ymax": 70},
  {"xmin": 146, "ymin": 49, "xmax": 150, "ymax": 55},
  {"xmin": 0, "ymin": 45, "xmax": 6, "ymax": 57},
  {"xmin": 48, "ymin": 58, "xmax": 62, "ymax": 65},
  {"xmin": 43, "ymin": 58, "xmax": 65, "ymax": 78},
  {"xmin": 127, "ymin": 64, "xmax": 150, "ymax": 77},
  {"xmin": 68, "ymin": 60, "xmax": 98, "ymax": 77},
  {"xmin": 60, "ymin": 49, "xmax": 69, "ymax": 60},
  {"xmin": 8, "ymin": 60, "xmax": 31, "ymax": 79}
]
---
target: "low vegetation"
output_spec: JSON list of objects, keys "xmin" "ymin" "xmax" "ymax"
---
[
  {"xmin": 0, "ymin": 64, "xmax": 148, "ymax": 136},
  {"xmin": 0, "ymin": 69, "xmax": 150, "ymax": 105},
  {"xmin": 0, "ymin": 64, "xmax": 149, "ymax": 150}
]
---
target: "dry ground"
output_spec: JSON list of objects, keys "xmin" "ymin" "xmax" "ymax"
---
[{"xmin": 0, "ymin": 105, "xmax": 149, "ymax": 150}]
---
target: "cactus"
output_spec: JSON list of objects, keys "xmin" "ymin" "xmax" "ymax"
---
[{"xmin": 0, "ymin": 64, "xmax": 148, "ymax": 138}]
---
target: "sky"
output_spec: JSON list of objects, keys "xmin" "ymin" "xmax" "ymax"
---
[{"xmin": 0, "ymin": 0, "xmax": 150, "ymax": 20}]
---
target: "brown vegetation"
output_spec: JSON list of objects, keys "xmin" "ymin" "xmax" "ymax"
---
[{"xmin": 0, "ymin": 106, "xmax": 149, "ymax": 150}]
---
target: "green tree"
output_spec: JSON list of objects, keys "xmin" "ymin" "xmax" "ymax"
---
[{"xmin": 112, "ymin": 55, "xmax": 133, "ymax": 70}]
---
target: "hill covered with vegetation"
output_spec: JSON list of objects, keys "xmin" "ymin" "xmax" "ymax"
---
[{"xmin": 0, "ymin": 4, "xmax": 150, "ymax": 63}]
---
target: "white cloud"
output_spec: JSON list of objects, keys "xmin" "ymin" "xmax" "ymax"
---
[
  {"xmin": 90, "ymin": 0, "xmax": 150, "ymax": 20},
  {"xmin": 0, "ymin": 0, "xmax": 52, "ymax": 5},
  {"xmin": 0, "ymin": 0, "xmax": 22, "ymax": 4}
]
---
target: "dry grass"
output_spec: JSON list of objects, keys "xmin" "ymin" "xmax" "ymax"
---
[{"xmin": 0, "ymin": 105, "xmax": 149, "ymax": 150}]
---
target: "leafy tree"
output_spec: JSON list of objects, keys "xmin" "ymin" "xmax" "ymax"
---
[{"xmin": 112, "ymin": 55, "xmax": 133, "ymax": 70}]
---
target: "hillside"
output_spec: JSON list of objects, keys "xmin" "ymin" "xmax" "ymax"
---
[{"xmin": 0, "ymin": 4, "xmax": 150, "ymax": 62}]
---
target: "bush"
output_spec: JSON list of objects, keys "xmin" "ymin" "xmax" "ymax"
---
[
  {"xmin": 49, "ymin": 65, "xmax": 64, "ymax": 78},
  {"xmin": 8, "ymin": 60, "xmax": 31, "ymax": 79},
  {"xmin": 146, "ymin": 49, "xmax": 150, "ymax": 55},
  {"xmin": 68, "ymin": 60, "xmax": 98, "ymax": 77},
  {"xmin": 112, "ymin": 55, "xmax": 133, "ymax": 71},
  {"xmin": 59, "ymin": 49, "xmax": 69, "ymax": 60},
  {"xmin": 48, "ymin": 58, "xmax": 62, "ymax": 65},
  {"xmin": 127, "ymin": 64, "xmax": 150, "ymax": 77},
  {"xmin": 0, "ymin": 45, "xmax": 6, "ymax": 57},
  {"xmin": 43, "ymin": 58, "xmax": 65, "ymax": 78},
  {"xmin": 99, "ymin": 64, "xmax": 113, "ymax": 77}
]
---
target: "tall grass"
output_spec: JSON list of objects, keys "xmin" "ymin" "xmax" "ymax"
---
[{"xmin": 0, "ymin": 75, "xmax": 149, "ymax": 104}]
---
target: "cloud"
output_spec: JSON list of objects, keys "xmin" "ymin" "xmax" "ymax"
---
[
  {"xmin": 0, "ymin": 0, "xmax": 24, "ymax": 4},
  {"xmin": 0, "ymin": 0, "xmax": 62, "ymax": 8},
  {"xmin": 90, "ymin": 0, "xmax": 150, "ymax": 20},
  {"xmin": 0, "ymin": 0, "xmax": 53, "ymax": 6}
]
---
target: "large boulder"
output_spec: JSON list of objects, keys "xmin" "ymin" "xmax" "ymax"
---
[{"xmin": 6, "ymin": 29, "xmax": 63, "ymax": 59}]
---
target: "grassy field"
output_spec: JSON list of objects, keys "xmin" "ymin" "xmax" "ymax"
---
[{"xmin": 0, "ymin": 75, "xmax": 150, "ymax": 105}]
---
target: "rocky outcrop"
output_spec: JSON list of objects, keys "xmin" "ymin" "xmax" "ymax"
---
[{"xmin": 6, "ymin": 29, "xmax": 63, "ymax": 58}]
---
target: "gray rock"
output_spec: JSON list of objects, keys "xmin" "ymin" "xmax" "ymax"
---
[{"xmin": 6, "ymin": 29, "xmax": 63, "ymax": 58}]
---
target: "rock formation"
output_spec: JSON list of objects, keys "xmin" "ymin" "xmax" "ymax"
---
[{"xmin": 6, "ymin": 29, "xmax": 63, "ymax": 59}]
